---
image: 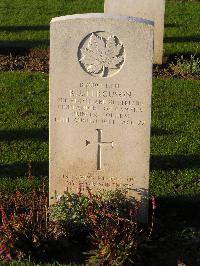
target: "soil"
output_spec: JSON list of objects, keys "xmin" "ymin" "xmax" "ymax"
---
[
  {"xmin": 0, "ymin": 49, "xmax": 199, "ymax": 80},
  {"xmin": 153, "ymin": 64, "xmax": 200, "ymax": 80},
  {"xmin": 0, "ymin": 49, "xmax": 49, "ymax": 73}
]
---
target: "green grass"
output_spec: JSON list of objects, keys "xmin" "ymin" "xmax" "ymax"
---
[
  {"xmin": 0, "ymin": 72, "xmax": 48, "ymax": 186},
  {"xmin": 164, "ymin": 1, "xmax": 200, "ymax": 56},
  {"xmin": 0, "ymin": 0, "xmax": 199, "ymax": 57},
  {"xmin": 1, "ymin": 74, "xmax": 199, "ymax": 266},
  {"xmin": 150, "ymin": 78, "xmax": 200, "ymax": 197},
  {"xmin": 0, "ymin": 0, "xmax": 103, "ymax": 50},
  {"xmin": 0, "ymin": 72, "xmax": 199, "ymax": 198}
]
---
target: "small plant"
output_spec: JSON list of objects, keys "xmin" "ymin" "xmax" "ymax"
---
[
  {"xmin": 84, "ymin": 188, "xmax": 154, "ymax": 266},
  {"xmin": 86, "ymin": 206, "xmax": 140, "ymax": 265},
  {"xmin": 0, "ymin": 180, "xmax": 156, "ymax": 264},
  {"xmin": 50, "ymin": 187, "xmax": 156, "ymax": 265},
  {"xmin": 50, "ymin": 191, "xmax": 90, "ymax": 232},
  {"xmin": 169, "ymin": 55, "xmax": 200, "ymax": 77},
  {"xmin": 0, "ymin": 186, "xmax": 67, "ymax": 262},
  {"xmin": 50, "ymin": 187, "xmax": 138, "ymax": 233},
  {"xmin": 0, "ymin": 188, "xmax": 44, "ymax": 261}
]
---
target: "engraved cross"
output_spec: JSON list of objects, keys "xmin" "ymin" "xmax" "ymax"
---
[{"xmin": 86, "ymin": 129, "xmax": 114, "ymax": 170}]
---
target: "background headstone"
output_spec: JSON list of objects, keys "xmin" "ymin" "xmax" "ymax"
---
[
  {"xmin": 104, "ymin": 0, "xmax": 165, "ymax": 64},
  {"xmin": 50, "ymin": 14, "xmax": 154, "ymax": 222}
]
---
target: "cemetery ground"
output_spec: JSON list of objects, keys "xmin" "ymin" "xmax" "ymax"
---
[{"xmin": 0, "ymin": 0, "xmax": 199, "ymax": 265}]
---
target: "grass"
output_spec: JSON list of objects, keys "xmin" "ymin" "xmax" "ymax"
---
[
  {"xmin": 0, "ymin": 0, "xmax": 103, "ymax": 51},
  {"xmin": 0, "ymin": 72, "xmax": 48, "ymax": 189},
  {"xmin": 151, "ymin": 78, "xmax": 200, "ymax": 197},
  {"xmin": 0, "ymin": 0, "xmax": 199, "ymax": 57},
  {"xmin": 164, "ymin": 1, "xmax": 200, "ymax": 57},
  {"xmin": 0, "ymin": 72, "xmax": 199, "ymax": 199},
  {"xmin": 0, "ymin": 72, "xmax": 199, "ymax": 265}
]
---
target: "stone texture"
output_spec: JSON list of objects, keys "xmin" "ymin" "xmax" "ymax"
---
[
  {"xmin": 50, "ymin": 13, "xmax": 154, "ymax": 222},
  {"xmin": 104, "ymin": 0, "xmax": 165, "ymax": 64}
]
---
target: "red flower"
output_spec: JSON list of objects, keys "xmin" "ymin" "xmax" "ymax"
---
[
  {"xmin": 129, "ymin": 208, "xmax": 133, "ymax": 223},
  {"xmin": 152, "ymin": 196, "xmax": 156, "ymax": 210},
  {"xmin": 77, "ymin": 183, "xmax": 82, "ymax": 197}
]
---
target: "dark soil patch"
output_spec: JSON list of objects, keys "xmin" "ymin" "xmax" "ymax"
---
[
  {"xmin": 0, "ymin": 49, "xmax": 49, "ymax": 73},
  {"xmin": 153, "ymin": 64, "xmax": 200, "ymax": 80},
  {"xmin": 0, "ymin": 49, "xmax": 199, "ymax": 80}
]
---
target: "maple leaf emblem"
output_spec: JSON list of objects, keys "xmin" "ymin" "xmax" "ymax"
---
[{"xmin": 79, "ymin": 33, "xmax": 124, "ymax": 77}]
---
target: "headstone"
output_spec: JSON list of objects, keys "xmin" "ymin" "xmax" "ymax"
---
[
  {"xmin": 104, "ymin": 0, "xmax": 165, "ymax": 64},
  {"xmin": 50, "ymin": 13, "xmax": 154, "ymax": 222}
]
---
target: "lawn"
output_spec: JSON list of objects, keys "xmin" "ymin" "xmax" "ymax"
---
[
  {"xmin": 0, "ymin": 0, "xmax": 104, "ymax": 50},
  {"xmin": 0, "ymin": 72, "xmax": 48, "ymax": 192},
  {"xmin": 0, "ymin": 72, "xmax": 199, "ymax": 264},
  {"xmin": 0, "ymin": 72, "xmax": 199, "ymax": 197},
  {"xmin": 151, "ymin": 78, "xmax": 200, "ymax": 197},
  {"xmin": 164, "ymin": 1, "xmax": 200, "ymax": 56},
  {"xmin": 0, "ymin": 0, "xmax": 199, "ymax": 57}
]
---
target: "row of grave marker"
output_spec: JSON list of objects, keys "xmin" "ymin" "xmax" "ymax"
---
[
  {"xmin": 105, "ymin": 0, "xmax": 165, "ymax": 64},
  {"xmin": 49, "ymin": 0, "xmax": 166, "ymax": 223}
]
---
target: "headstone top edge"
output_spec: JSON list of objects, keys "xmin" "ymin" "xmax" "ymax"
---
[{"xmin": 50, "ymin": 13, "xmax": 154, "ymax": 26}]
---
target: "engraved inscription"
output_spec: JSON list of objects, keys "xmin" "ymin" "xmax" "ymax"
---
[
  {"xmin": 86, "ymin": 129, "xmax": 114, "ymax": 170},
  {"xmin": 78, "ymin": 31, "xmax": 125, "ymax": 77},
  {"xmin": 55, "ymin": 83, "xmax": 145, "ymax": 127},
  {"xmin": 64, "ymin": 174, "xmax": 136, "ymax": 193}
]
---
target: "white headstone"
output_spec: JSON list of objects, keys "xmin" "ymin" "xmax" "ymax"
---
[
  {"xmin": 50, "ymin": 13, "xmax": 154, "ymax": 222},
  {"xmin": 104, "ymin": 0, "xmax": 165, "ymax": 64}
]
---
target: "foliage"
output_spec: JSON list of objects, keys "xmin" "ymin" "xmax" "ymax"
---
[
  {"xmin": 0, "ymin": 186, "xmax": 66, "ymax": 262},
  {"xmin": 50, "ymin": 187, "xmax": 154, "ymax": 266},
  {"xmin": 0, "ymin": 262, "xmax": 82, "ymax": 266},
  {"xmin": 0, "ymin": 182, "xmax": 152, "ymax": 265},
  {"xmin": 169, "ymin": 55, "xmax": 200, "ymax": 77},
  {"xmin": 50, "ymin": 190, "xmax": 90, "ymax": 233},
  {"xmin": 85, "ymin": 193, "xmax": 143, "ymax": 265},
  {"xmin": 0, "ymin": 184, "xmax": 154, "ymax": 265},
  {"xmin": 0, "ymin": 185, "xmax": 47, "ymax": 260},
  {"xmin": 50, "ymin": 188, "xmax": 134, "ymax": 227}
]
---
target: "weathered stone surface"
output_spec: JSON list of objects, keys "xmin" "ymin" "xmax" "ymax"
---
[
  {"xmin": 104, "ymin": 0, "xmax": 165, "ymax": 64},
  {"xmin": 49, "ymin": 14, "xmax": 154, "ymax": 222}
]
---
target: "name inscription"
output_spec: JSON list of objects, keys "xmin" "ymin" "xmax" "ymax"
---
[{"xmin": 55, "ymin": 83, "xmax": 145, "ymax": 126}]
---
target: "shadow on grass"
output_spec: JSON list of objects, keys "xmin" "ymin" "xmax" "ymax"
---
[
  {"xmin": 145, "ymin": 195, "xmax": 200, "ymax": 266},
  {"xmin": 0, "ymin": 25, "xmax": 49, "ymax": 31},
  {"xmin": 0, "ymin": 161, "xmax": 48, "ymax": 178},
  {"xmin": 151, "ymin": 127, "xmax": 173, "ymax": 136},
  {"xmin": 164, "ymin": 36, "xmax": 200, "ymax": 43},
  {"xmin": 151, "ymin": 155, "xmax": 199, "ymax": 170},
  {"xmin": 165, "ymin": 23, "xmax": 182, "ymax": 28},
  {"xmin": 0, "ymin": 40, "xmax": 49, "ymax": 54},
  {"xmin": 156, "ymin": 195, "xmax": 200, "ymax": 227},
  {"xmin": 0, "ymin": 128, "xmax": 48, "ymax": 141}
]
